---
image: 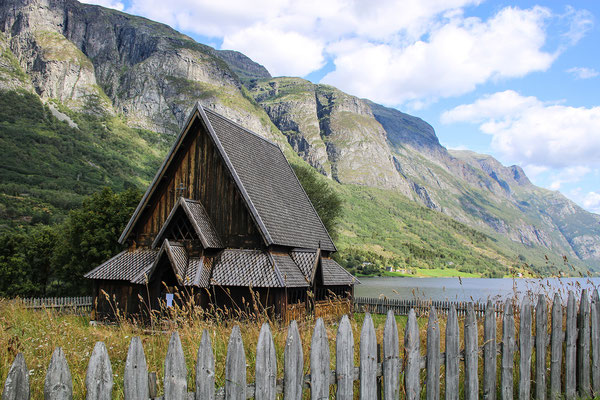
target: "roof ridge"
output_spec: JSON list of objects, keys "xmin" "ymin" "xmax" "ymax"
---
[{"xmin": 203, "ymin": 107, "xmax": 280, "ymax": 148}]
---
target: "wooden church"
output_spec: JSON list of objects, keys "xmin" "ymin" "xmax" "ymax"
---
[{"xmin": 85, "ymin": 103, "xmax": 357, "ymax": 319}]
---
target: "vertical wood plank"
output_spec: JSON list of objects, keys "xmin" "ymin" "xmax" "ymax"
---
[
  {"xmin": 2, "ymin": 353, "xmax": 30, "ymax": 400},
  {"xmin": 549, "ymin": 293, "xmax": 563, "ymax": 400},
  {"xmin": 382, "ymin": 310, "xmax": 400, "ymax": 400},
  {"xmin": 501, "ymin": 299, "xmax": 515, "ymax": 400},
  {"xmin": 445, "ymin": 304, "xmax": 459, "ymax": 400},
  {"xmin": 519, "ymin": 297, "xmax": 533, "ymax": 400},
  {"xmin": 404, "ymin": 309, "xmax": 420, "ymax": 400},
  {"xmin": 148, "ymin": 373, "xmax": 157, "ymax": 399},
  {"xmin": 124, "ymin": 337, "xmax": 149, "ymax": 400},
  {"xmin": 283, "ymin": 320, "xmax": 303, "ymax": 400},
  {"xmin": 535, "ymin": 294, "xmax": 547, "ymax": 400},
  {"xmin": 164, "ymin": 332, "xmax": 187, "ymax": 400},
  {"xmin": 577, "ymin": 289, "xmax": 591, "ymax": 398},
  {"xmin": 225, "ymin": 326, "xmax": 246, "ymax": 400},
  {"xmin": 44, "ymin": 347, "xmax": 73, "ymax": 400},
  {"xmin": 483, "ymin": 300, "xmax": 496, "ymax": 400},
  {"xmin": 360, "ymin": 313, "xmax": 376, "ymax": 400},
  {"xmin": 310, "ymin": 318, "xmax": 330, "ymax": 400},
  {"xmin": 426, "ymin": 307, "xmax": 440, "ymax": 400},
  {"xmin": 336, "ymin": 315, "xmax": 354, "ymax": 400},
  {"xmin": 196, "ymin": 330, "xmax": 215, "ymax": 400},
  {"xmin": 591, "ymin": 289, "xmax": 600, "ymax": 396},
  {"xmin": 255, "ymin": 323, "xmax": 277, "ymax": 400},
  {"xmin": 85, "ymin": 342, "xmax": 113, "ymax": 400},
  {"xmin": 565, "ymin": 291, "xmax": 577, "ymax": 400},
  {"xmin": 465, "ymin": 303, "xmax": 479, "ymax": 400}
]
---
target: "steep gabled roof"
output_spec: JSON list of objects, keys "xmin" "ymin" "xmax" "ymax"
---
[
  {"xmin": 133, "ymin": 240, "xmax": 192, "ymax": 285},
  {"xmin": 152, "ymin": 198, "xmax": 223, "ymax": 249},
  {"xmin": 119, "ymin": 103, "xmax": 335, "ymax": 252}
]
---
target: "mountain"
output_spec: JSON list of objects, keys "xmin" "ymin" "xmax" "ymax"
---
[{"xmin": 1, "ymin": 0, "xmax": 598, "ymax": 276}]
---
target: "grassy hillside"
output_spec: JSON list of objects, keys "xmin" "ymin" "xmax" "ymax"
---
[{"xmin": 0, "ymin": 90, "xmax": 169, "ymax": 231}]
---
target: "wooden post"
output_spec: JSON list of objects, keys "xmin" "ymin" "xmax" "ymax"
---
[
  {"xmin": 483, "ymin": 300, "xmax": 496, "ymax": 400},
  {"xmin": 577, "ymin": 289, "xmax": 591, "ymax": 398},
  {"xmin": 591, "ymin": 289, "xmax": 600, "ymax": 396},
  {"xmin": 124, "ymin": 337, "xmax": 149, "ymax": 400},
  {"xmin": 196, "ymin": 330, "xmax": 215, "ymax": 400},
  {"xmin": 311, "ymin": 318, "xmax": 330, "ymax": 400},
  {"xmin": 465, "ymin": 303, "xmax": 479, "ymax": 400},
  {"xmin": 2, "ymin": 353, "xmax": 29, "ymax": 400},
  {"xmin": 85, "ymin": 342, "xmax": 113, "ymax": 400},
  {"xmin": 283, "ymin": 321, "xmax": 303, "ymax": 400},
  {"xmin": 549, "ymin": 293, "xmax": 563, "ymax": 400},
  {"xmin": 225, "ymin": 326, "xmax": 246, "ymax": 400},
  {"xmin": 501, "ymin": 299, "xmax": 515, "ymax": 400},
  {"xmin": 382, "ymin": 310, "xmax": 400, "ymax": 400},
  {"xmin": 44, "ymin": 347, "xmax": 73, "ymax": 400},
  {"xmin": 404, "ymin": 309, "xmax": 420, "ymax": 400},
  {"xmin": 360, "ymin": 313, "xmax": 376, "ymax": 400},
  {"xmin": 446, "ymin": 304, "xmax": 459, "ymax": 400},
  {"xmin": 164, "ymin": 332, "xmax": 187, "ymax": 400},
  {"xmin": 336, "ymin": 315, "xmax": 354, "ymax": 400},
  {"xmin": 426, "ymin": 307, "xmax": 440, "ymax": 400},
  {"xmin": 255, "ymin": 323, "xmax": 277, "ymax": 400},
  {"xmin": 535, "ymin": 294, "xmax": 547, "ymax": 400},
  {"xmin": 519, "ymin": 297, "xmax": 533, "ymax": 400},
  {"xmin": 565, "ymin": 291, "xmax": 577, "ymax": 400}
]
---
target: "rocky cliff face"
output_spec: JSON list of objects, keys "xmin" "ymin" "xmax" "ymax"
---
[{"xmin": 1, "ymin": 0, "xmax": 599, "ymax": 270}]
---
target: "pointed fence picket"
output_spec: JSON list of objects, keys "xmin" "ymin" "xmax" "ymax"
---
[{"xmin": 5, "ymin": 290, "xmax": 600, "ymax": 400}]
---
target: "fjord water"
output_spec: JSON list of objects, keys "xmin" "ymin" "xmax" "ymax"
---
[{"xmin": 355, "ymin": 277, "xmax": 600, "ymax": 303}]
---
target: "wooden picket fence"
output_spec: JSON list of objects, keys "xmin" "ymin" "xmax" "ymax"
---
[
  {"xmin": 354, "ymin": 297, "xmax": 505, "ymax": 317},
  {"xmin": 3, "ymin": 289, "xmax": 600, "ymax": 399},
  {"xmin": 18, "ymin": 296, "xmax": 93, "ymax": 310}
]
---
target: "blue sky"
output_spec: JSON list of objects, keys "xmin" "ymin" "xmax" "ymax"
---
[{"xmin": 87, "ymin": 0, "xmax": 600, "ymax": 214}]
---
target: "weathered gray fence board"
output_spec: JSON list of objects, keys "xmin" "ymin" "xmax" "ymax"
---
[
  {"xmin": 360, "ymin": 313, "xmax": 376, "ymax": 400},
  {"xmin": 336, "ymin": 315, "xmax": 354, "ymax": 400},
  {"xmin": 382, "ymin": 310, "xmax": 400, "ymax": 400},
  {"xmin": 519, "ymin": 297, "xmax": 532, "ymax": 400},
  {"xmin": 225, "ymin": 326, "xmax": 246, "ymax": 400},
  {"xmin": 85, "ymin": 342, "xmax": 113, "ymax": 400},
  {"xmin": 426, "ymin": 307, "xmax": 440, "ymax": 400},
  {"xmin": 164, "ymin": 331, "xmax": 187, "ymax": 400},
  {"xmin": 577, "ymin": 289, "xmax": 591, "ymax": 398},
  {"xmin": 124, "ymin": 337, "xmax": 149, "ymax": 400},
  {"xmin": 2, "ymin": 353, "xmax": 29, "ymax": 400},
  {"xmin": 44, "ymin": 347, "xmax": 73, "ymax": 400},
  {"xmin": 465, "ymin": 303, "xmax": 479, "ymax": 400},
  {"xmin": 310, "ymin": 318, "xmax": 330, "ymax": 400},
  {"xmin": 446, "ymin": 304, "xmax": 459, "ymax": 400},
  {"xmin": 196, "ymin": 330, "xmax": 215, "ymax": 400},
  {"xmin": 565, "ymin": 291, "xmax": 577, "ymax": 400},
  {"xmin": 483, "ymin": 300, "xmax": 496, "ymax": 400},
  {"xmin": 550, "ymin": 293, "xmax": 562, "ymax": 400},
  {"xmin": 255, "ymin": 323, "xmax": 277, "ymax": 400},
  {"xmin": 592, "ymin": 289, "xmax": 600, "ymax": 396},
  {"xmin": 535, "ymin": 294, "xmax": 547, "ymax": 400},
  {"xmin": 404, "ymin": 309, "xmax": 420, "ymax": 400},
  {"xmin": 283, "ymin": 321, "xmax": 303, "ymax": 400},
  {"xmin": 501, "ymin": 299, "xmax": 515, "ymax": 400}
]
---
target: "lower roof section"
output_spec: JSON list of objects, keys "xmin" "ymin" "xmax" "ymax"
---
[{"xmin": 85, "ymin": 246, "xmax": 357, "ymax": 288}]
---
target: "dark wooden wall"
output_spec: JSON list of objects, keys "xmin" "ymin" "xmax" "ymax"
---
[{"xmin": 133, "ymin": 114, "xmax": 263, "ymax": 248}]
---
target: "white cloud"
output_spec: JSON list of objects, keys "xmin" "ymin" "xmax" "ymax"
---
[
  {"xmin": 442, "ymin": 90, "xmax": 600, "ymax": 169},
  {"xmin": 548, "ymin": 166, "xmax": 591, "ymax": 190},
  {"xmin": 81, "ymin": 0, "xmax": 124, "ymax": 11},
  {"xmin": 567, "ymin": 67, "xmax": 599, "ymax": 79},
  {"xmin": 582, "ymin": 192, "xmax": 600, "ymax": 214},
  {"xmin": 322, "ymin": 6, "xmax": 556, "ymax": 105}
]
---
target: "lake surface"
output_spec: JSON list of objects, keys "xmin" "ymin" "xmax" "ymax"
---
[{"xmin": 355, "ymin": 277, "xmax": 600, "ymax": 303}]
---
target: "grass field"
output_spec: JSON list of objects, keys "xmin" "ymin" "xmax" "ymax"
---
[{"xmin": 382, "ymin": 268, "xmax": 480, "ymax": 278}]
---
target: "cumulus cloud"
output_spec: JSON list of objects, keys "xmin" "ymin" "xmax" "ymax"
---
[
  {"xmin": 567, "ymin": 67, "xmax": 599, "ymax": 79},
  {"xmin": 323, "ymin": 6, "xmax": 556, "ymax": 105},
  {"xmin": 81, "ymin": 0, "xmax": 124, "ymax": 11},
  {"xmin": 442, "ymin": 90, "xmax": 600, "ymax": 169},
  {"xmin": 548, "ymin": 166, "xmax": 591, "ymax": 190},
  {"xmin": 582, "ymin": 191, "xmax": 600, "ymax": 214}
]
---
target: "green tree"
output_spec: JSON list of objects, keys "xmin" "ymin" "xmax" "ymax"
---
[
  {"xmin": 52, "ymin": 187, "xmax": 142, "ymax": 295},
  {"xmin": 292, "ymin": 164, "xmax": 343, "ymax": 238}
]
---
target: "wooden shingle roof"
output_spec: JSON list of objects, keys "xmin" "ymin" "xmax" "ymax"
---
[
  {"xmin": 84, "ymin": 249, "xmax": 158, "ymax": 281},
  {"xmin": 119, "ymin": 103, "xmax": 335, "ymax": 252}
]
